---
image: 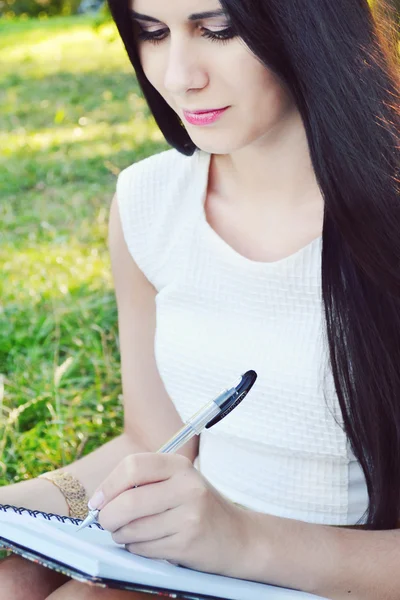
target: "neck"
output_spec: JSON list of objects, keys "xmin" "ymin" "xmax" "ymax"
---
[{"xmin": 210, "ymin": 109, "xmax": 321, "ymax": 213}]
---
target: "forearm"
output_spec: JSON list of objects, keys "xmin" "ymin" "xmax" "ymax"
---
[
  {"xmin": 56, "ymin": 431, "xmax": 148, "ymax": 498},
  {"xmin": 0, "ymin": 433, "xmax": 146, "ymax": 515},
  {"xmin": 239, "ymin": 509, "xmax": 400, "ymax": 600}
]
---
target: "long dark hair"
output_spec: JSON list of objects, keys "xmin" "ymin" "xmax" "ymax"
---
[{"xmin": 107, "ymin": 0, "xmax": 400, "ymax": 530}]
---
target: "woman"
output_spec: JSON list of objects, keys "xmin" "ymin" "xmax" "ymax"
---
[{"xmin": 1, "ymin": 0, "xmax": 399, "ymax": 598}]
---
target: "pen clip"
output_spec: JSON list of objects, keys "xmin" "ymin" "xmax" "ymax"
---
[{"xmin": 205, "ymin": 370, "xmax": 257, "ymax": 429}]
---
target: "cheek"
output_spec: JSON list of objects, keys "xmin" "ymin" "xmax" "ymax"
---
[{"xmin": 139, "ymin": 48, "xmax": 164, "ymax": 92}]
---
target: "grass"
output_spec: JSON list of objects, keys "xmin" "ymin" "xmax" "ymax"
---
[{"xmin": 0, "ymin": 14, "xmax": 169, "ymax": 487}]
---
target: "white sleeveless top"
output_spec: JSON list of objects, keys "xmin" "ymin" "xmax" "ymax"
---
[{"xmin": 116, "ymin": 147, "xmax": 369, "ymax": 526}]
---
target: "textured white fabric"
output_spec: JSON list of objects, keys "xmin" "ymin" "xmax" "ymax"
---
[{"xmin": 116, "ymin": 147, "xmax": 369, "ymax": 526}]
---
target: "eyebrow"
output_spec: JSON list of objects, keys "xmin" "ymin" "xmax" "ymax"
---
[{"xmin": 130, "ymin": 9, "xmax": 226, "ymax": 23}]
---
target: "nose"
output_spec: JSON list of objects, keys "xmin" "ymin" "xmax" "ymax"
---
[{"xmin": 163, "ymin": 39, "xmax": 208, "ymax": 96}]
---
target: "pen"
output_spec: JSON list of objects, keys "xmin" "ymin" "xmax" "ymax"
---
[{"xmin": 75, "ymin": 370, "xmax": 257, "ymax": 532}]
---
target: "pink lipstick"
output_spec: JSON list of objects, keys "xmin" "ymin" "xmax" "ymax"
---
[{"xmin": 183, "ymin": 107, "xmax": 229, "ymax": 126}]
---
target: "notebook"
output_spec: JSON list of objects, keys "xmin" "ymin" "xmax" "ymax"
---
[{"xmin": 0, "ymin": 504, "xmax": 327, "ymax": 600}]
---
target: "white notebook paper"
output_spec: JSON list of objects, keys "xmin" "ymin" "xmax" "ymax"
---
[{"xmin": 0, "ymin": 505, "xmax": 327, "ymax": 600}]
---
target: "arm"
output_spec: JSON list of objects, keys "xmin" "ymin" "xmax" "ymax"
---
[
  {"xmin": 234, "ymin": 509, "xmax": 400, "ymax": 600},
  {"xmin": 0, "ymin": 192, "xmax": 198, "ymax": 515},
  {"xmin": 107, "ymin": 192, "xmax": 197, "ymax": 461}
]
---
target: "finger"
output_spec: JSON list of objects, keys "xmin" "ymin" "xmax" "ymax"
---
[
  {"xmin": 125, "ymin": 534, "xmax": 180, "ymax": 562},
  {"xmin": 99, "ymin": 478, "xmax": 178, "ymax": 532},
  {"xmin": 112, "ymin": 506, "xmax": 181, "ymax": 545},
  {"xmin": 88, "ymin": 452, "xmax": 191, "ymax": 510}
]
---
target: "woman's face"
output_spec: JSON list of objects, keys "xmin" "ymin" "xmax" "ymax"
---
[{"xmin": 131, "ymin": 0, "xmax": 296, "ymax": 154}]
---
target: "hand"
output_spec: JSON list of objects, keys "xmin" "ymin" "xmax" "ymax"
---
[{"xmin": 89, "ymin": 452, "xmax": 252, "ymax": 577}]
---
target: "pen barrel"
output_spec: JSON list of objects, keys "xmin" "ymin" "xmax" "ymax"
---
[
  {"xmin": 157, "ymin": 400, "xmax": 221, "ymax": 454},
  {"xmin": 158, "ymin": 423, "xmax": 197, "ymax": 454},
  {"xmin": 187, "ymin": 399, "xmax": 221, "ymax": 433}
]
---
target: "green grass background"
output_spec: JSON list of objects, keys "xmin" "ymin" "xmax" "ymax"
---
[{"xmin": 0, "ymin": 14, "xmax": 168, "ymax": 487}]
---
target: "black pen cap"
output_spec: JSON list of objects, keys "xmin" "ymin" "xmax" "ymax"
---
[{"xmin": 205, "ymin": 370, "xmax": 257, "ymax": 429}]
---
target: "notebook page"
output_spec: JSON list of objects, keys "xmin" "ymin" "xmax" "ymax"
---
[
  {"xmin": 0, "ymin": 512, "xmax": 168, "ymax": 577},
  {"xmin": 0, "ymin": 509, "xmax": 326, "ymax": 600}
]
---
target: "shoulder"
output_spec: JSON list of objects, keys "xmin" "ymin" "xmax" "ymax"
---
[
  {"xmin": 116, "ymin": 147, "xmax": 204, "ymax": 225},
  {"xmin": 116, "ymin": 146, "xmax": 204, "ymax": 229},
  {"xmin": 116, "ymin": 147, "xmax": 198, "ymax": 201},
  {"xmin": 114, "ymin": 147, "xmax": 206, "ymax": 289}
]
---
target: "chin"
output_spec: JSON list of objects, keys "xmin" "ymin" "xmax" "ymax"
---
[{"xmin": 190, "ymin": 137, "xmax": 239, "ymax": 156}]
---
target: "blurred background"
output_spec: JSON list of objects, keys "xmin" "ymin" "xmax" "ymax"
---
[{"xmin": 0, "ymin": 1, "xmax": 398, "ymax": 488}]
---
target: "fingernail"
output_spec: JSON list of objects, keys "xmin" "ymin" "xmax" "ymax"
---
[{"xmin": 88, "ymin": 490, "xmax": 105, "ymax": 510}]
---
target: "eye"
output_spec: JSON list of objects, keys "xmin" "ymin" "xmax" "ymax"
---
[
  {"xmin": 135, "ymin": 25, "xmax": 237, "ymax": 46},
  {"xmin": 201, "ymin": 27, "xmax": 236, "ymax": 45},
  {"xmin": 135, "ymin": 27, "xmax": 168, "ymax": 45}
]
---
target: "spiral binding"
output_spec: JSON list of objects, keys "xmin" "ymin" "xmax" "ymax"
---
[{"xmin": 0, "ymin": 503, "xmax": 104, "ymax": 530}]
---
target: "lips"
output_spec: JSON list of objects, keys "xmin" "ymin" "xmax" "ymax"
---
[{"xmin": 182, "ymin": 107, "xmax": 229, "ymax": 126}]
